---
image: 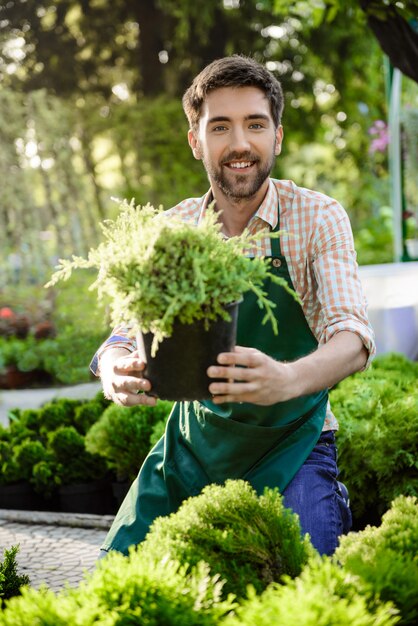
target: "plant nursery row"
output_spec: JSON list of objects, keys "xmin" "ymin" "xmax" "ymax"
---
[{"xmin": 1, "ymin": 481, "xmax": 417, "ymax": 625}]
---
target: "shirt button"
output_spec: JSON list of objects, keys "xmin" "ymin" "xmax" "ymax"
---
[{"xmin": 272, "ymin": 258, "xmax": 282, "ymax": 268}]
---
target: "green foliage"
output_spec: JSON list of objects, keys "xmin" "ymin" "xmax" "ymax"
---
[
  {"xmin": 354, "ymin": 206, "xmax": 394, "ymax": 266},
  {"xmin": 85, "ymin": 401, "xmax": 172, "ymax": 481},
  {"xmin": 73, "ymin": 401, "xmax": 106, "ymax": 435},
  {"xmin": 36, "ymin": 399, "xmax": 84, "ymax": 436},
  {"xmin": 336, "ymin": 496, "xmax": 418, "ymax": 625},
  {"xmin": 38, "ymin": 329, "xmax": 107, "ymax": 385},
  {"xmin": 331, "ymin": 353, "xmax": 418, "ymax": 521},
  {"xmin": 0, "ymin": 545, "xmax": 30, "ymax": 607},
  {"xmin": 0, "ymin": 552, "xmax": 233, "ymax": 625},
  {"xmin": 48, "ymin": 426, "xmax": 107, "ymax": 485},
  {"xmin": 0, "ymin": 397, "xmax": 109, "ymax": 495},
  {"xmin": 141, "ymin": 480, "xmax": 315, "ymax": 599},
  {"xmin": 224, "ymin": 557, "xmax": 398, "ymax": 626},
  {"xmin": 48, "ymin": 203, "xmax": 296, "ymax": 354},
  {"xmin": 0, "ymin": 329, "xmax": 106, "ymax": 386},
  {"xmin": 0, "ymin": 438, "xmax": 49, "ymax": 486}
]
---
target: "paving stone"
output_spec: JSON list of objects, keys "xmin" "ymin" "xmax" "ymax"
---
[{"xmin": 0, "ymin": 512, "xmax": 110, "ymax": 592}]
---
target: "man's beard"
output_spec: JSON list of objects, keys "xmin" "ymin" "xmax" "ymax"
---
[{"xmin": 202, "ymin": 149, "xmax": 275, "ymax": 200}]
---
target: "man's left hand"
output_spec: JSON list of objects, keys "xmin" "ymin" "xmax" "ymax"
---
[{"xmin": 207, "ymin": 346, "xmax": 296, "ymax": 405}]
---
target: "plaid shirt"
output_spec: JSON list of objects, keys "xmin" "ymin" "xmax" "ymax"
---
[{"xmin": 91, "ymin": 178, "xmax": 376, "ymax": 430}]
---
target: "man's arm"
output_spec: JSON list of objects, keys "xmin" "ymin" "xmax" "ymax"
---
[{"xmin": 207, "ymin": 330, "xmax": 367, "ymax": 406}]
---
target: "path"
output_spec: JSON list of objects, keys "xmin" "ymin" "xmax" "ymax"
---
[{"xmin": 0, "ymin": 510, "xmax": 113, "ymax": 593}]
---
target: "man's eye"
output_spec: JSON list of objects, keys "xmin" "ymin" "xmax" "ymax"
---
[
  {"xmin": 213, "ymin": 126, "xmax": 227, "ymax": 132},
  {"xmin": 250, "ymin": 123, "xmax": 264, "ymax": 129}
]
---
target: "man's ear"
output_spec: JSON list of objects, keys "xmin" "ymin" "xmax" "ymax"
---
[
  {"xmin": 188, "ymin": 129, "xmax": 202, "ymax": 160},
  {"xmin": 274, "ymin": 125, "xmax": 284, "ymax": 156}
]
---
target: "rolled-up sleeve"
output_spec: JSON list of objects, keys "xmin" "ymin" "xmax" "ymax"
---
[
  {"xmin": 89, "ymin": 325, "xmax": 137, "ymax": 376},
  {"xmin": 312, "ymin": 201, "xmax": 376, "ymax": 368}
]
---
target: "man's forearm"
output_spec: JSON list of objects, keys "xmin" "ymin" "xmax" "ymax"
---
[{"xmin": 289, "ymin": 330, "xmax": 368, "ymax": 397}]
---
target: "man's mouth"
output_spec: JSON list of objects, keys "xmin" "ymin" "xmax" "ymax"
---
[{"xmin": 224, "ymin": 160, "xmax": 255, "ymax": 170}]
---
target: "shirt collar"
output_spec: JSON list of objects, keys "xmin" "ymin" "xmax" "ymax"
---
[{"xmin": 198, "ymin": 179, "xmax": 279, "ymax": 229}]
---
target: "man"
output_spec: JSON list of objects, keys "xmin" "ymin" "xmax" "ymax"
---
[{"xmin": 92, "ymin": 55, "xmax": 375, "ymax": 557}]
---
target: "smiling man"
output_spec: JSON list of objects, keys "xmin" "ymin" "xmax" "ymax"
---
[{"xmin": 92, "ymin": 55, "xmax": 375, "ymax": 558}]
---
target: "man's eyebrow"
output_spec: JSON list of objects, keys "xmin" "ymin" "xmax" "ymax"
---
[{"xmin": 207, "ymin": 113, "xmax": 271, "ymax": 124}]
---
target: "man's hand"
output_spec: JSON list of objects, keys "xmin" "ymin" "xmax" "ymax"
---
[
  {"xmin": 99, "ymin": 348, "xmax": 157, "ymax": 407},
  {"xmin": 207, "ymin": 332, "xmax": 368, "ymax": 406},
  {"xmin": 207, "ymin": 346, "xmax": 296, "ymax": 405}
]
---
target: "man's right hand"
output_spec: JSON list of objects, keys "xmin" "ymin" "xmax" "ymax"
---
[{"xmin": 99, "ymin": 348, "xmax": 157, "ymax": 407}]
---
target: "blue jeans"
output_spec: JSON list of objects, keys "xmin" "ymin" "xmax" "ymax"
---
[{"xmin": 282, "ymin": 430, "xmax": 352, "ymax": 556}]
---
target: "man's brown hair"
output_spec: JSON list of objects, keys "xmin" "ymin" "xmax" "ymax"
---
[{"xmin": 182, "ymin": 55, "xmax": 284, "ymax": 130}]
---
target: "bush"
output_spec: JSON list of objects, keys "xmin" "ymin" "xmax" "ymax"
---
[
  {"xmin": 36, "ymin": 399, "xmax": 85, "ymax": 437},
  {"xmin": 331, "ymin": 353, "xmax": 418, "ymax": 524},
  {"xmin": 48, "ymin": 426, "xmax": 107, "ymax": 485},
  {"xmin": 0, "ymin": 546, "xmax": 30, "ymax": 607},
  {"xmin": 335, "ymin": 495, "xmax": 418, "ymax": 625},
  {"xmin": 141, "ymin": 479, "xmax": 315, "ymax": 599},
  {"xmin": 224, "ymin": 557, "xmax": 398, "ymax": 626},
  {"xmin": 0, "ymin": 551, "xmax": 233, "ymax": 625},
  {"xmin": 85, "ymin": 401, "xmax": 173, "ymax": 481}
]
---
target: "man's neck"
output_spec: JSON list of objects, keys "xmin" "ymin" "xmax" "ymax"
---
[{"xmin": 210, "ymin": 180, "xmax": 270, "ymax": 237}]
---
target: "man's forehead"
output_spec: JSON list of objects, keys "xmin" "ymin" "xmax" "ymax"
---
[{"xmin": 200, "ymin": 86, "xmax": 272, "ymax": 121}]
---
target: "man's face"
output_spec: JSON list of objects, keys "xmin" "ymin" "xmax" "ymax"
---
[{"xmin": 188, "ymin": 86, "xmax": 283, "ymax": 200}]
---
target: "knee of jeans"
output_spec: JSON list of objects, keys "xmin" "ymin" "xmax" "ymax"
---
[{"xmin": 336, "ymin": 480, "xmax": 352, "ymax": 534}]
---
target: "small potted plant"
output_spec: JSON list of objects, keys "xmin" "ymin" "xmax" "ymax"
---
[
  {"xmin": 85, "ymin": 400, "xmax": 173, "ymax": 504},
  {"xmin": 47, "ymin": 201, "xmax": 294, "ymax": 400}
]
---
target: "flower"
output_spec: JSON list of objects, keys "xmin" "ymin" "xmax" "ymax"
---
[
  {"xmin": 0, "ymin": 307, "xmax": 15, "ymax": 319},
  {"xmin": 368, "ymin": 120, "xmax": 389, "ymax": 154}
]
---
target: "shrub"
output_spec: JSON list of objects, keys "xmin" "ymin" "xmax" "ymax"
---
[
  {"xmin": 36, "ymin": 399, "xmax": 85, "ymax": 437},
  {"xmin": 0, "ymin": 551, "xmax": 233, "ymax": 625},
  {"xmin": 0, "ymin": 440, "xmax": 49, "ymax": 486},
  {"xmin": 224, "ymin": 557, "xmax": 398, "ymax": 626},
  {"xmin": 39, "ymin": 330, "xmax": 107, "ymax": 385},
  {"xmin": 48, "ymin": 426, "xmax": 107, "ymax": 485},
  {"xmin": 331, "ymin": 353, "xmax": 418, "ymax": 523},
  {"xmin": 0, "ymin": 546, "xmax": 30, "ymax": 607},
  {"xmin": 73, "ymin": 400, "xmax": 105, "ymax": 435},
  {"xmin": 335, "ymin": 495, "xmax": 418, "ymax": 625},
  {"xmin": 85, "ymin": 401, "xmax": 173, "ymax": 481},
  {"xmin": 141, "ymin": 479, "xmax": 315, "ymax": 599}
]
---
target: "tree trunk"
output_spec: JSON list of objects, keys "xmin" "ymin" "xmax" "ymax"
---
[{"xmin": 130, "ymin": 0, "xmax": 165, "ymax": 96}]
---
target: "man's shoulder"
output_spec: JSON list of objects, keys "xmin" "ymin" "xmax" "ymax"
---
[
  {"xmin": 164, "ymin": 195, "xmax": 206, "ymax": 223},
  {"xmin": 271, "ymin": 178, "xmax": 342, "ymax": 209}
]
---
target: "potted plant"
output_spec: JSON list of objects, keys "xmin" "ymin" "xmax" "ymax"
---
[
  {"xmin": 46, "ymin": 426, "xmax": 112, "ymax": 514},
  {"xmin": 85, "ymin": 400, "xmax": 173, "ymax": 505},
  {"xmin": 47, "ymin": 201, "xmax": 295, "ymax": 400}
]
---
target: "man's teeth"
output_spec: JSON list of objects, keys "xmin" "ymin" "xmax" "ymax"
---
[{"xmin": 229, "ymin": 162, "xmax": 252, "ymax": 168}]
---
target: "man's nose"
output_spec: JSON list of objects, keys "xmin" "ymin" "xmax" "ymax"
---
[{"xmin": 229, "ymin": 128, "xmax": 251, "ymax": 152}]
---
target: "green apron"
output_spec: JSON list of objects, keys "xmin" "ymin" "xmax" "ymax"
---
[{"xmin": 102, "ymin": 214, "xmax": 328, "ymax": 554}]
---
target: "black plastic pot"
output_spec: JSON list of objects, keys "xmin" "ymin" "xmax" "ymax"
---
[
  {"xmin": 141, "ymin": 301, "xmax": 239, "ymax": 401},
  {"xmin": 0, "ymin": 482, "xmax": 47, "ymax": 511},
  {"xmin": 58, "ymin": 480, "xmax": 114, "ymax": 515}
]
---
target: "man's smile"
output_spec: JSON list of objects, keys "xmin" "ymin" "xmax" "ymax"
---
[{"xmin": 226, "ymin": 161, "xmax": 254, "ymax": 170}]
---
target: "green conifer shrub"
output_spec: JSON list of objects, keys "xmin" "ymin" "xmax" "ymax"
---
[
  {"xmin": 48, "ymin": 426, "xmax": 107, "ymax": 485},
  {"xmin": 223, "ymin": 557, "xmax": 398, "ymax": 626},
  {"xmin": 0, "ymin": 546, "xmax": 30, "ymax": 607},
  {"xmin": 335, "ymin": 495, "xmax": 418, "ymax": 625},
  {"xmin": 0, "ymin": 551, "xmax": 233, "ymax": 625},
  {"xmin": 330, "ymin": 353, "xmax": 418, "ymax": 524},
  {"xmin": 141, "ymin": 479, "xmax": 315, "ymax": 599},
  {"xmin": 73, "ymin": 400, "xmax": 105, "ymax": 435},
  {"xmin": 85, "ymin": 401, "xmax": 173, "ymax": 481}
]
